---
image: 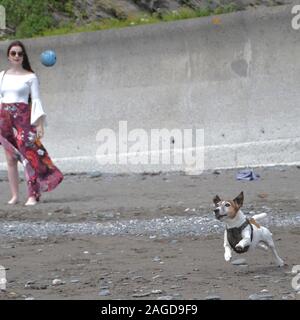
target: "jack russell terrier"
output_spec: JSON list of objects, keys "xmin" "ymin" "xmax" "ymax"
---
[{"xmin": 213, "ymin": 191, "xmax": 284, "ymax": 267}]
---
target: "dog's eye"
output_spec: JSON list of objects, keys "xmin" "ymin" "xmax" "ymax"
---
[{"xmin": 225, "ymin": 203, "xmax": 231, "ymax": 207}]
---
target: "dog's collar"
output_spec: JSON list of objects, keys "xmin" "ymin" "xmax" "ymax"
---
[{"xmin": 226, "ymin": 219, "xmax": 251, "ymax": 233}]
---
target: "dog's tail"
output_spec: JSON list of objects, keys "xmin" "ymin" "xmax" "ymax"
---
[{"xmin": 252, "ymin": 212, "xmax": 267, "ymax": 220}]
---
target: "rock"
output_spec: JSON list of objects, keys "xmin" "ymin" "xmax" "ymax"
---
[
  {"xmin": 25, "ymin": 281, "xmax": 35, "ymax": 288},
  {"xmin": 157, "ymin": 295, "xmax": 174, "ymax": 300},
  {"xmin": 151, "ymin": 289, "xmax": 162, "ymax": 294},
  {"xmin": 205, "ymin": 295, "xmax": 221, "ymax": 300},
  {"xmin": 25, "ymin": 281, "xmax": 48, "ymax": 290},
  {"xmin": 104, "ymin": 212, "xmax": 115, "ymax": 219},
  {"xmin": 260, "ymin": 289, "xmax": 269, "ymax": 293},
  {"xmin": 88, "ymin": 172, "xmax": 102, "ymax": 178},
  {"xmin": 153, "ymin": 256, "xmax": 161, "ymax": 262},
  {"xmin": 282, "ymin": 293, "xmax": 295, "ymax": 300},
  {"xmin": 8, "ymin": 292, "xmax": 17, "ymax": 297},
  {"xmin": 132, "ymin": 292, "xmax": 151, "ymax": 297},
  {"xmin": 231, "ymin": 258, "xmax": 247, "ymax": 266},
  {"xmin": 248, "ymin": 293, "xmax": 273, "ymax": 300},
  {"xmin": 70, "ymin": 279, "xmax": 80, "ymax": 284},
  {"xmin": 99, "ymin": 289, "xmax": 110, "ymax": 296},
  {"xmin": 257, "ymin": 193, "xmax": 268, "ymax": 199},
  {"xmin": 54, "ymin": 206, "xmax": 71, "ymax": 214},
  {"xmin": 52, "ymin": 279, "xmax": 64, "ymax": 286}
]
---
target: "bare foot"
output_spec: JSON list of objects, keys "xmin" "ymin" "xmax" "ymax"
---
[
  {"xmin": 8, "ymin": 196, "xmax": 19, "ymax": 205},
  {"xmin": 25, "ymin": 197, "xmax": 37, "ymax": 206}
]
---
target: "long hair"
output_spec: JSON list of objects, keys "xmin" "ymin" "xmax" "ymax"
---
[{"xmin": 7, "ymin": 41, "xmax": 34, "ymax": 104}]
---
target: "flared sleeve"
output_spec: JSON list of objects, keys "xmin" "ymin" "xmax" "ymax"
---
[
  {"xmin": 29, "ymin": 74, "xmax": 47, "ymax": 127},
  {"xmin": 0, "ymin": 70, "xmax": 5, "ymax": 104}
]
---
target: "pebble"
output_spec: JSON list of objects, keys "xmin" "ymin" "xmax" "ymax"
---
[
  {"xmin": 153, "ymin": 256, "xmax": 161, "ymax": 262},
  {"xmin": 282, "ymin": 293, "xmax": 295, "ymax": 300},
  {"xmin": 70, "ymin": 279, "xmax": 80, "ymax": 284},
  {"xmin": 157, "ymin": 295, "xmax": 174, "ymax": 300},
  {"xmin": 151, "ymin": 289, "xmax": 162, "ymax": 294},
  {"xmin": 248, "ymin": 293, "xmax": 273, "ymax": 300},
  {"xmin": 132, "ymin": 292, "xmax": 151, "ymax": 297},
  {"xmin": 104, "ymin": 213, "xmax": 114, "ymax": 219},
  {"xmin": 231, "ymin": 258, "xmax": 247, "ymax": 266},
  {"xmin": 131, "ymin": 276, "xmax": 143, "ymax": 281},
  {"xmin": 25, "ymin": 281, "xmax": 35, "ymax": 288},
  {"xmin": 204, "ymin": 295, "xmax": 221, "ymax": 300},
  {"xmin": 52, "ymin": 279, "xmax": 64, "ymax": 286},
  {"xmin": 260, "ymin": 289, "xmax": 269, "ymax": 293},
  {"xmin": 54, "ymin": 206, "xmax": 71, "ymax": 214},
  {"xmin": 24, "ymin": 281, "xmax": 48, "ymax": 290},
  {"xmin": 99, "ymin": 289, "xmax": 110, "ymax": 296},
  {"xmin": 8, "ymin": 292, "xmax": 17, "ymax": 296},
  {"xmin": 88, "ymin": 172, "xmax": 102, "ymax": 178}
]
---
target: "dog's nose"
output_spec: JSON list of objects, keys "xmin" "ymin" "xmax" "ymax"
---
[{"xmin": 214, "ymin": 208, "xmax": 220, "ymax": 214}]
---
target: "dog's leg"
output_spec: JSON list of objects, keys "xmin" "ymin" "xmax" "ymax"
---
[
  {"xmin": 263, "ymin": 230, "xmax": 284, "ymax": 267},
  {"xmin": 257, "ymin": 242, "xmax": 269, "ymax": 251},
  {"xmin": 235, "ymin": 226, "xmax": 251, "ymax": 252},
  {"xmin": 224, "ymin": 230, "xmax": 232, "ymax": 262}
]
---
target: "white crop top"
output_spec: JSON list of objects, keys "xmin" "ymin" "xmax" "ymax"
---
[{"xmin": 0, "ymin": 70, "xmax": 47, "ymax": 126}]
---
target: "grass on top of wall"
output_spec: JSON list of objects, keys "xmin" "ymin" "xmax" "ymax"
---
[{"xmin": 3, "ymin": 4, "xmax": 238, "ymax": 40}]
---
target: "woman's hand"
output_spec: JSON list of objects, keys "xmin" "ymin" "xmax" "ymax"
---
[{"xmin": 36, "ymin": 122, "xmax": 44, "ymax": 139}]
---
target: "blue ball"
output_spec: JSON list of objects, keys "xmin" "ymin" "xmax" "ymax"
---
[{"xmin": 40, "ymin": 50, "xmax": 56, "ymax": 67}]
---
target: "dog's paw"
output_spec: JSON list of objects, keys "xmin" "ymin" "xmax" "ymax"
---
[
  {"xmin": 276, "ymin": 259, "xmax": 285, "ymax": 268},
  {"xmin": 224, "ymin": 252, "xmax": 232, "ymax": 262},
  {"xmin": 235, "ymin": 244, "xmax": 244, "ymax": 253}
]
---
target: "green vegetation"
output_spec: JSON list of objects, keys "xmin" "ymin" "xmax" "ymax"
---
[
  {"xmin": 0, "ymin": 0, "xmax": 239, "ymax": 40},
  {"xmin": 0, "ymin": 0, "xmax": 74, "ymax": 39}
]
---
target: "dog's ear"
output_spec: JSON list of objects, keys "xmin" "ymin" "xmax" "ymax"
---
[
  {"xmin": 233, "ymin": 191, "xmax": 244, "ymax": 207},
  {"xmin": 213, "ymin": 195, "xmax": 221, "ymax": 205}
]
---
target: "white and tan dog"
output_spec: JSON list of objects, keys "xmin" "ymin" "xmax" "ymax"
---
[{"xmin": 213, "ymin": 191, "xmax": 284, "ymax": 267}]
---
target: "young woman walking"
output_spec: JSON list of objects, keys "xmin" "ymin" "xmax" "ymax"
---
[{"xmin": 0, "ymin": 40, "xmax": 63, "ymax": 206}]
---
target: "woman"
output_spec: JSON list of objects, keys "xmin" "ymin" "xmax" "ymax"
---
[{"xmin": 0, "ymin": 40, "xmax": 63, "ymax": 206}]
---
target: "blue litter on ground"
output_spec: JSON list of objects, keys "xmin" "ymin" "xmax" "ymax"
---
[{"xmin": 236, "ymin": 169, "xmax": 260, "ymax": 181}]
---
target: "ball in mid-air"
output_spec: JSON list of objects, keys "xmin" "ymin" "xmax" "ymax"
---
[{"xmin": 40, "ymin": 50, "xmax": 56, "ymax": 67}]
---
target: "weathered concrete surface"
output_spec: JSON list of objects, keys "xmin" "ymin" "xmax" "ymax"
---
[{"xmin": 0, "ymin": 4, "xmax": 299, "ymax": 173}]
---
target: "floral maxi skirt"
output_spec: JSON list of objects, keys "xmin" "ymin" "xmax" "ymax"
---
[{"xmin": 0, "ymin": 102, "xmax": 63, "ymax": 200}]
